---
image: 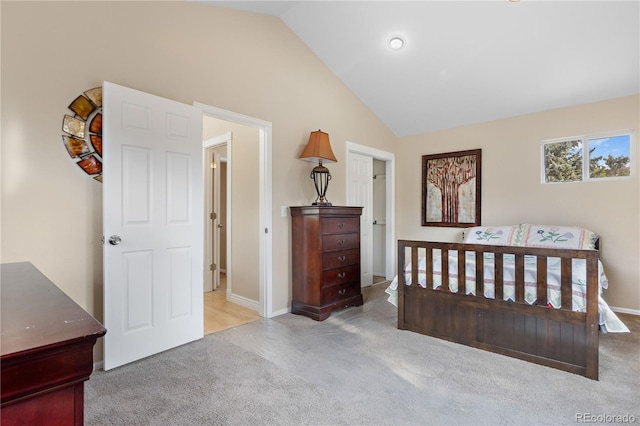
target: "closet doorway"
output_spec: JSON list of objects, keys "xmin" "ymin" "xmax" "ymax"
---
[{"xmin": 346, "ymin": 142, "xmax": 396, "ymax": 284}]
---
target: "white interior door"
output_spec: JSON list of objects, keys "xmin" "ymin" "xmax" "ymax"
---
[
  {"xmin": 103, "ymin": 81, "xmax": 204, "ymax": 371},
  {"xmin": 348, "ymin": 153, "xmax": 373, "ymax": 287}
]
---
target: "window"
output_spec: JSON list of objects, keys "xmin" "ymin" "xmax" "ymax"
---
[
  {"xmin": 542, "ymin": 131, "xmax": 634, "ymax": 183},
  {"xmin": 544, "ymin": 139, "xmax": 583, "ymax": 183},
  {"xmin": 588, "ymin": 134, "xmax": 631, "ymax": 179}
]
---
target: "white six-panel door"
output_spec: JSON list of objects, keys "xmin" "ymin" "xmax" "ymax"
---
[
  {"xmin": 348, "ymin": 152, "xmax": 373, "ymax": 287},
  {"xmin": 103, "ymin": 82, "xmax": 204, "ymax": 370}
]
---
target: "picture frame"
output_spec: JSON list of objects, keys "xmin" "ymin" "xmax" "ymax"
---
[{"xmin": 422, "ymin": 149, "xmax": 481, "ymax": 227}]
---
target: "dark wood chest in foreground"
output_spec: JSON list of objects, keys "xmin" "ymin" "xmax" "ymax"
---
[
  {"xmin": 1, "ymin": 262, "xmax": 106, "ymax": 426},
  {"xmin": 290, "ymin": 206, "xmax": 363, "ymax": 321}
]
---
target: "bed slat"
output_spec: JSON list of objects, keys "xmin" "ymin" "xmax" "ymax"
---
[
  {"xmin": 426, "ymin": 248, "xmax": 433, "ymax": 290},
  {"xmin": 515, "ymin": 254, "xmax": 525, "ymax": 303},
  {"xmin": 441, "ymin": 249, "xmax": 449, "ymax": 291},
  {"xmin": 561, "ymin": 257, "xmax": 572, "ymax": 309},
  {"xmin": 476, "ymin": 251, "xmax": 484, "ymax": 297},
  {"xmin": 536, "ymin": 256, "xmax": 548, "ymax": 306},
  {"xmin": 458, "ymin": 250, "xmax": 466, "ymax": 295},
  {"xmin": 495, "ymin": 253, "xmax": 504, "ymax": 301},
  {"xmin": 411, "ymin": 247, "xmax": 419, "ymax": 288}
]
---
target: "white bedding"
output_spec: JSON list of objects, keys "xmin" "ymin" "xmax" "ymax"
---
[{"xmin": 385, "ymin": 250, "xmax": 629, "ymax": 333}]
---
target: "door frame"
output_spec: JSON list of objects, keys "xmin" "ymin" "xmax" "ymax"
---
[
  {"xmin": 346, "ymin": 142, "xmax": 396, "ymax": 281},
  {"xmin": 195, "ymin": 102, "xmax": 273, "ymax": 318}
]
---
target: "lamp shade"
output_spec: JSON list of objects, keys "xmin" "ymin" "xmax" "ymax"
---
[{"xmin": 299, "ymin": 130, "xmax": 337, "ymax": 163}]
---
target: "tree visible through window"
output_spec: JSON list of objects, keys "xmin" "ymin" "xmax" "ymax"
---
[
  {"xmin": 544, "ymin": 139, "xmax": 582, "ymax": 183},
  {"xmin": 542, "ymin": 132, "xmax": 633, "ymax": 183},
  {"xmin": 588, "ymin": 135, "xmax": 631, "ymax": 178}
]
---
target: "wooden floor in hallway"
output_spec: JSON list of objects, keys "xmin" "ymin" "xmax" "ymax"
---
[{"xmin": 204, "ymin": 274, "xmax": 261, "ymax": 335}]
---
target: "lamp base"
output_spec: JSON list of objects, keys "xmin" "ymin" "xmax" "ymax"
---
[{"xmin": 312, "ymin": 201, "xmax": 332, "ymax": 206}]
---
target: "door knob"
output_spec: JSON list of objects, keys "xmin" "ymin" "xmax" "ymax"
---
[
  {"xmin": 217, "ymin": 224, "xmax": 223, "ymax": 228},
  {"xmin": 108, "ymin": 235, "xmax": 122, "ymax": 245}
]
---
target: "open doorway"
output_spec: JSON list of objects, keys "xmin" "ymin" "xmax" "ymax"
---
[
  {"xmin": 346, "ymin": 142, "xmax": 396, "ymax": 284},
  {"xmin": 199, "ymin": 105, "xmax": 273, "ymax": 333},
  {"xmin": 203, "ymin": 137, "xmax": 260, "ymax": 333}
]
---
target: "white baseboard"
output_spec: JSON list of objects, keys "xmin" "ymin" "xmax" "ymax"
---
[
  {"xmin": 93, "ymin": 360, "xmax": 104, "ymax": 371},
  {"xmin": 227, "ymin": 292, "xmax": 260, "ymax": 312},
  {"xmin": 611, "ymin": 306, "xmax": 640, "ymax": 316},
  {"xmin": 270, "ymin": 307, "xmax": 290, "ymax": 317}
]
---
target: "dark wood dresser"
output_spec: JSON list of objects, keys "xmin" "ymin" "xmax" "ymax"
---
[
  {"xmin": 290, "ymin": 206, "xmax": 363, "ymax": 321},
  {"xmin": 1, "ymin": 262, "xmax": 107, "ymax": 426}
]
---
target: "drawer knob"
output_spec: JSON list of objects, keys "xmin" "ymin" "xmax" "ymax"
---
[
  {"xmin": 338, "ymin": 223, "xmax": 344, "ymax": 228},
  {"xmin": 338, "ymin": 239, "xmax": 345, "ymax": 245},
  {"xmin": 338, "ymin": 289, "xmax": 346, "ymax": 295},
  {"xmin": 338, "ymin": 255, "xmax": 346, "ymax": 262},
  {"xmin": 338, "ymin": 272, "xmax": 346, "ymax": 279}
]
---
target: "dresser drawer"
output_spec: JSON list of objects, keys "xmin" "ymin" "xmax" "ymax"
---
[
  {"xmin": 322, "ymin": 281, "xmax": 360, "ymax": 305},
  {"xmin": 322, "ymin": 233, "xmax": 359, "ymax": 252},
  {"xmin": 321, "ymin": 217, "xmax": 359, "ymax": 235},
  {"xmin": 322, "ymin": 264, "xmax": 359, "ymax": 287},
  {"xmin": 322, "ymin": 248, "xmax": 359, "ymax": 270}
]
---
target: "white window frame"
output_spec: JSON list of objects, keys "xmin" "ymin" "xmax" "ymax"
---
[{"xmin": 541, "ymin": 130, "xmax": 636, "ymax": 184}]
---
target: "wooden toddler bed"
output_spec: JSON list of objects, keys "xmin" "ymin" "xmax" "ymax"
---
[{"xmin": 386, "ymin": 224, "xmax": 629, "ymax": 380}]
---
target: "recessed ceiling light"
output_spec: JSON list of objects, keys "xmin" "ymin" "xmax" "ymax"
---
[{"xmin": 387, "ymin": 35, "xmax": 406, "ymax": 51}]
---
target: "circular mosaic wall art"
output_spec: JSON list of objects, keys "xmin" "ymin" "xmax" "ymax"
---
[{"xmin": 62, "ymin": 87, "xmax": 103, "ymax": 182}]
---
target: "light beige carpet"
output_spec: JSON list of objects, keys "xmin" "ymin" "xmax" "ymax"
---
[{"xmin": 86, "ymin": 282, "xmax": 639, "ymax": 425}]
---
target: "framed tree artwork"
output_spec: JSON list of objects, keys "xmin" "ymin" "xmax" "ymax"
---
[{"xmin": 422, "ymin": 149, "xmax": 481, "ymax": 227}]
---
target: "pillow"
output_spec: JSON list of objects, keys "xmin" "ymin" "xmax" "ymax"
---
[
  {"xmin": 518, "ymin": 224, "xmax": 598, "ymax": 250},
  {"xmin": 462, "ymin": 225, "xmax": 519, "ymax": 246}
]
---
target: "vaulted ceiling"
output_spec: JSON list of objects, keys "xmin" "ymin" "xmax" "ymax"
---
[{"xmin": 205, "ymin": 1, "xmax": 639, "ymax": 137}]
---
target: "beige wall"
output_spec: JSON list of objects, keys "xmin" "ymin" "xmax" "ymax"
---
[
  {"xmin": 228, "ymin": 124, "xmax": 260, "ymax": 300},
  {"xmin": 396, "ymin": 95, "xmax": 640, "ymax": 311},
  {"xmin": 0, "ymin": 0, "xmax": 397, "ymax": 359}
]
